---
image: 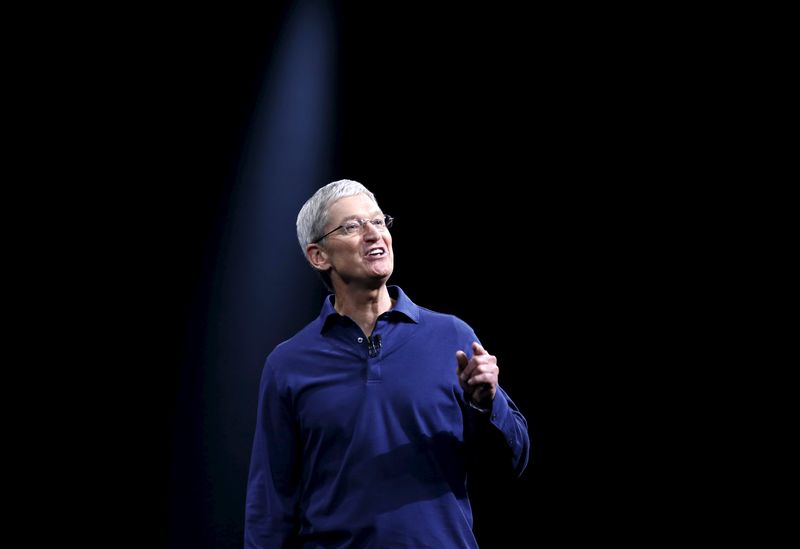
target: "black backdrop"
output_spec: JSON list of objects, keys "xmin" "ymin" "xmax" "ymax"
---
[{"xmin": 44, "ymin": 2, "xmax": 680, "ymax": 547}]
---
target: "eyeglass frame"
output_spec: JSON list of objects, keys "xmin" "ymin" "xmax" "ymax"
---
[{"xmin": 312, "ymin": 214, "xmax": 394, "ymax": 244}]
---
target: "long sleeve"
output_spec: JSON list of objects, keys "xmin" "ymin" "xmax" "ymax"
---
[
  {"xmin": 244, "ymin": 358, "xmax": 300, "ymax": 548},
  {"xmin": 457, "ymin": 328, "xmax": 530, "ymax": 479},
  {"xmin": 464, "ymin": 386, "xmax": 530, "ymax": 479}
]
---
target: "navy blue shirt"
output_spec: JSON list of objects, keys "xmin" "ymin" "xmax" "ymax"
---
[{"xmin": 245, "ymin": 286, "xmax": 529, "ymax": 548}]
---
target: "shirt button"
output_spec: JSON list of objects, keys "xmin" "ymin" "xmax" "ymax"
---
[
  {"xmin": 357, "ymin": 337, "xmax": 364, "ymax": 343},
  {"xmin": 492, "ymin": 414, "xmax": 497, "ymax": 421}
]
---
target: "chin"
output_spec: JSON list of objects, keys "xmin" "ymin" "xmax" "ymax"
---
[
  {"xmin": 374, "ymin": 263, "xmax": 393, "ymax": 279},
  {"xmin": 370, "ymin": 267, "xmax": 393, "ymax": 283},
  {"xmin": 368, "ymin": 271, "xmax": 392, "ymax": 283}
]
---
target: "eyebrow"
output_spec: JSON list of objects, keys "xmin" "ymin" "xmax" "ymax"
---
[{"xmin": 338, "ymin": 211, "xmax": 382, "ymax": 224}]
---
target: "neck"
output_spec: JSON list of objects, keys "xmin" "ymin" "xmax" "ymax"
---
[{"xmin": 333, "ymin": 284, "xmax": 393, "ymax": 337}]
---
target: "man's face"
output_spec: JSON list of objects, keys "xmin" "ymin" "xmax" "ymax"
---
[{"xmin": 318, "ymin": 194, "xmax": 394, "ymax": 287}]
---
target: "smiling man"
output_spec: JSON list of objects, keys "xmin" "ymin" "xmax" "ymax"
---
[{"xmin": 245, "ymin": 179, "xmax": 530, "ymax": 548}]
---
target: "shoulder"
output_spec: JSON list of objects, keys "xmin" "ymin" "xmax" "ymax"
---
[
  {"xmin": 416, "ymin": 305, "xmax": 476, "ymax": 340},
  {"xmin": 264, "ymin": 319, "xmax": 321, "ymax": 372}
]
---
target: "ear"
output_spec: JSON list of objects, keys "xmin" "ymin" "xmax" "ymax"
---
[{"xmin": 306, "ymin": 243, "xmax": 331, "ymax": 273}]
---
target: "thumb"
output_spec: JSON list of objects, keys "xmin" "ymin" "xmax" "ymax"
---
[
  {"xmin": 472, "ymin": 341, "xmax": 487, "ymax": 355},
  {"xmin": 455, "ymin": 350, "xmax": 469, "ymax": 371}
]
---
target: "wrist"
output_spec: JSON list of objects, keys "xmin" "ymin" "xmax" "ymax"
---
[{"xmin": 467, "ymin": 399, "xmax": 491, "ymax": 413}]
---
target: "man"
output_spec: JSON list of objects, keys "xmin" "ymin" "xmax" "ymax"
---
[{"xmin": 245, "ymin": 179, "xmax": 529, "ymax": 547}]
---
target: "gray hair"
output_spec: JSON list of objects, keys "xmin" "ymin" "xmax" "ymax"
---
[
  {"xmin": 296, "ymin": 179, "xmax": 379, "ymax": 290},
  {"xmin": 296, "ymin": 179, "xmax": 378, "ymax": 251}
]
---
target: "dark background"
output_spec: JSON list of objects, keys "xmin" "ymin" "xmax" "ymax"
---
[{"xmin": 35, "ymin": 2, "xmax": 684, "ymax": 547}]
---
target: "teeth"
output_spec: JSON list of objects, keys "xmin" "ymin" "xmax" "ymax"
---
[{"xmin": 368, "ymin": 249, "xmax": 384, "ymax": 256}]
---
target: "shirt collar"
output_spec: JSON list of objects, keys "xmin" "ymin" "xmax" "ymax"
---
[{"xmin": 319, "ymin": 285, "xmax": 420, "ymax": 334}]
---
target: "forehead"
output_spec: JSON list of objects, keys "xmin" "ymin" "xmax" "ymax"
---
[{"xmin": 327, "ymin": 194, "xmax": 380, "ymax": 220}]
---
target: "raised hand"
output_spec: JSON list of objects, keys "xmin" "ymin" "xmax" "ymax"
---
[{"xmin": 455, "ymin": 341, "xmax": 499, "ymax": 405}]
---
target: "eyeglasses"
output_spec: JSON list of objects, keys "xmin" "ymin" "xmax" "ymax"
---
[{"xmin": 313, "ymin": 215, "xmax": 394, "ymax": 243}]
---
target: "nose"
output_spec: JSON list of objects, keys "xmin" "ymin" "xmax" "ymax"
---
[{"xmin": 362, "ymin": 221, "xmax": 381, "ymax": 241}]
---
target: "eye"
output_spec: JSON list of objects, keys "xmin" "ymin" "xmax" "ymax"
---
[
  {"xmin": 370, "ymin": 218, "xmax": 385, "ymax": 228},
  {"xmin": 343, "ymin": 221, "xmax": 361, "ymax": 233}
]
